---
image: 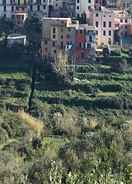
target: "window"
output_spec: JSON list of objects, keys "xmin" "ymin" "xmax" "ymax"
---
[
  {"xmin": 81, "ymin": 52, "xmax": 84, "ymax": 59},
  {"xmin": 103, "ymin": 30, "xmax": 106, "ymax": 36},
  {"xmin": 89, "ymin": 35, "xmax": 92, "ymax": 42},
  {"xmin": 109, "ymin": 21, "xmax": 111, "ymax": 27},
  {"xmin": 52, "ymin": 41, "xmax": 55, "ymax": 47},
  {"xmin": 53, "ymin": 34, "xmax": 56, "ymax": 39},
  {"xmin": 53, "ymin": 27, "xmax": 56, "ymax": 33},
  {"xmin": 37, "ymin": 5, "xmax": 40, "ymax": 11},
  {"xmin": 4, "ymin": 6, "xmax": 6, "ymax": 12},
  {"xmin": 109, "ymin": 30, "xmax": 111, "ymax": 36},
  {"xmin": 61, "ymin": 42, "xmax": 63, "ymax": 49},
  {"xmin": 30, "ymin": 5, "xmax": 33, "ymax": 11},
  {"xmin": 11, "ymin": 6, "xmax": 14, "ymax": 12},
  {"xmin": 96, "ymin": 21, "xmax": 98, "ymax": 27},
  {"xmin": 103, "ymin": 22, "xmax": 106, "ymax": 27}
]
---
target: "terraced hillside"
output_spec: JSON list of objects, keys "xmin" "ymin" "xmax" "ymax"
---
[
  {"xmin": 32, "ymin": 62, "xmax": 132, "ymax": 120},
  {"xmin": 0, "ymin": 60, "xmax": 132, "ymax": 137},
  {"xmin": 0, "ymin": 59, "xmax": 32, "ymax": 112},
  {"xmin": 0, "ymin": 72, "xmax": 31, "ymax": 111},
  {"xmin": 0, "ymin": 59, "xmax": 132, "ymax": 183}
]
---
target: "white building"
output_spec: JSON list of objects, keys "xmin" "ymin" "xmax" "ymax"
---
[
  {"xmin": 76, "ymin": 0, "xmax": 95, "ymax": 18},
  {"xmin": 7, "ymin": 34, "xmax": 27, "ymax": 46}
]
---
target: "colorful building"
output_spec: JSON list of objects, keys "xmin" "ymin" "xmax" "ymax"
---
[
  {"xmin": 41, "ymin": 17, "xmax": 96, "ymax": 63},
  {"xmin": 75, "ymin": 24, "xmax": 96, "ymax": 63},
  {"xmin": 41, "ymin": 17, "xmax": 79, "ymax": 61}
]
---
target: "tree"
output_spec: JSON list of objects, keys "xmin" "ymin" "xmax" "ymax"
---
[
  {"xmin": 0, "ymin": 16, "xmax": 15, "ymax": 36},
  {"xmin": 24, "ymin": 16, "xmax": 42, "ymax": 112},
  {"xmin": 55, "ymin": 50, "xmax": 68, "ymax": 75},
  {"xmin": 0, "ymin": 16, "xmax": 15, "ymax": 47},
  {"xmin": 24, "ymin": 15, "xmax": 42, "ymax": 56}
]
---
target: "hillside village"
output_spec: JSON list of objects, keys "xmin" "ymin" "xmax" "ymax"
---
[
  {"xmin": 1, "ymin": 1, "xmax": 132, "ymax": 61},
  {"xmin": 0, "ymin": 0, "xmax": 132, "ymax": 184}
]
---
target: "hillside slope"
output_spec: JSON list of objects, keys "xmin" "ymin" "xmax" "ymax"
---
[{"xmin": 0, "ymin": 60, "xmax": 131, "ymax": 183}]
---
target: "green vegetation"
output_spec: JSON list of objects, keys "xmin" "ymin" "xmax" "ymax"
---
[{"xmin": 0, "ymin": 55, "xmax": 131, "ymax": 183}]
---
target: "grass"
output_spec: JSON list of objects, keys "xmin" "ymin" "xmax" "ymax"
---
[
  {"xmin": 0, "ymin": 72, "xmax": 31, "ymax": 80},
  {"xmin": 17, "ymin": 111, "xmax": 44, "ymax": 136},
  {"xmin": 97, "ymin": 92, "xmax": 117, "ymax": 97},
  {"xmin": 42, "ymin": 137, "xmax": 69, "ymax": 159},
  {"xmin": 35, "ymin": 89, "xmax": 88, "ymax": 99},
  {"xmin": 0, "ymin": 70, "xmax": 31, "ymax": 111},
  {"xmin": 121, "ymin": 52, "xmax": 129, "ymax": 58}
]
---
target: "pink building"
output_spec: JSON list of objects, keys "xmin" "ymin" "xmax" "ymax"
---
[{"xmin": 93, "ymin": 7, "xmax": 115, "ymax": 46}]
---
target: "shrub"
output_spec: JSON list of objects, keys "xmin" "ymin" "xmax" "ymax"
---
[
  {"xmin": 93, "ymin": 97, "xmax": 123, "ymax": 109},
  {"xmin": 17, "ymin": 111, "xmax": 44, "ymax": 136},
  {"xmin": 48, "ymin": 109, "xmax": 81, "ymax": 137},
  {"xmin": 111, "ymin": 50, "xmax": 121, "ymax": 56},
  {"xmin": 111, "ymin": 58, "xmax": 128, "ymax": 73},
  {"xmin": 96, "ymin": 83, "xmax": 122, "ymax": 92}
]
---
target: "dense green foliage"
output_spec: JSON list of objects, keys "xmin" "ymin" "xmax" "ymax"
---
[
  {"xmin": 0, "ymin": 56, "xmax": 131, "ymax": 183},
  {"xmin": 24, "ymin": 15, "xmax": 42, "ymax": 55}
]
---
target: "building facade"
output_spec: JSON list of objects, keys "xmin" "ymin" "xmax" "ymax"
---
[
  {"xmin": 0, "ymin": 0, "xmax": 41, "ymax": 24},
  {"xmin": 49, "ymin": 0, "xmax": 76, "ymax": 18},
  {"xmin": 0, "ymin": 0, "xmax": 63, "ymax": 23},
  {"xmin": 75, "ymin": 24, "xmax": 96, "ymax": 62},
  {"xmin": 41, "ymin": 17, "xmax": 96, "ymax": 63},
  {"xmin": 76, "ymin": 0, "xmax": 95, "ymax": 18},
  {"xmin": 93, "ymin": 7, "xmax": 115, "ymax": 46},
  {"xmin": 41, "ymin": 18, "xmax": 78, "ymax": 60}
]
